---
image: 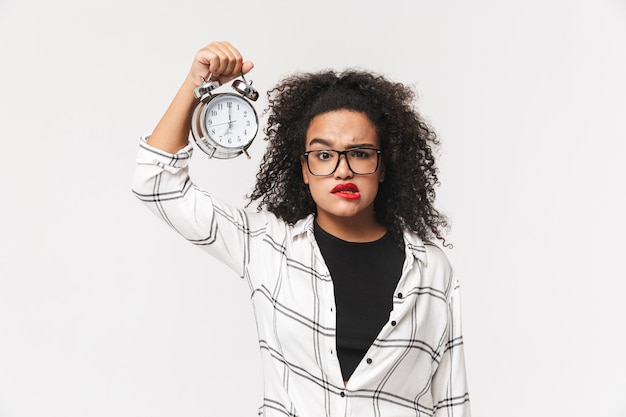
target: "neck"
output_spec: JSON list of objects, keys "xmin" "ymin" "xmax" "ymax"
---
[{"xmin": 315, "ymin": 212, "xmax": 386, "ymax": 243}]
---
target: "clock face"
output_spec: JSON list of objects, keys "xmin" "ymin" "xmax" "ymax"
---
[{"xmin": 201, "ymin": 94, "xmax": 259, "ymax": 149}]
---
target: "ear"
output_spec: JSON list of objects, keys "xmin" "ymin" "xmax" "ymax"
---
[{"xmin": 300, "ymin": 155, "xmax": 310, "ymax": 185}]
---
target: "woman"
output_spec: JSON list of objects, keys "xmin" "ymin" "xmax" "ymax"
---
[{"xmin": 133, "ymin": 41, "xmax": 470, "ymax": 417}]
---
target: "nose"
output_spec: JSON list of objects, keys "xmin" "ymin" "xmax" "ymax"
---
[{"xmin": 334, "ymin": 154, "xmax": 353, "ymax": 178}]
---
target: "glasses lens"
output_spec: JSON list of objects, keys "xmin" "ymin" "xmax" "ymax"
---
[
  {"xmin": 347, "ymin": 148, "xmax": 379, "ymax": 174},
  {"xmin": 307, "ymin": 149, "xmax": 379, "ymax": 175}
]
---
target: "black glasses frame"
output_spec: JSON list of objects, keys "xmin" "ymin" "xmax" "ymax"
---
[{"xmin": 302, "ymin": 148, "xmax": 382, "ymax": 176}]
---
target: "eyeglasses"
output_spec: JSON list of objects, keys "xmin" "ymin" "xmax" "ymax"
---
[{"xmin": 303, "ymin": 148, "xmax": 382, "ymax": 176}]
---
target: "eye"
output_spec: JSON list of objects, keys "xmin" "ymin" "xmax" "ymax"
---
[
  {"xmin": 349, "ymin": 149, "xmax": 374, "ymax": 159},
  {"xmin": 314, "ymin": 150, "xmax": 334, "ymax": 161}
]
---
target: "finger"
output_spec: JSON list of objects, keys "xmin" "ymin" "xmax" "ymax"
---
[
  {"xmin": 242, "ymin": 61, "xmax": 254, "ymax": 75},
  {"xmin": 209, "ymin": 43, "xmax": 233, "ymax": 77},
  {"xmin": 200, "ymin": 41, "xmax": 239, "ymax": 78},
  {"xmin": 192, "ymin": 42, "xmax": 234, "ymax": 80},
  {"xmin": 190, "ymin": 42, "xmax": 252, "ymax": 86},
  {"xmin": 219, "ymin": 42, "xmax": 243, "ymax": 78}
]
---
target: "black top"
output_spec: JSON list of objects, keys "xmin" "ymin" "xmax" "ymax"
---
[{"xmin": 314, "ymin": 222, "xmax": 405, "ymax": 381}]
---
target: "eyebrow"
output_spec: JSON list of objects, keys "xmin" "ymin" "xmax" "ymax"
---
[
  {"xmin": 307, "ymin": 138, "xmax": 332, "ymax": 147},
  {"xmin": 307, "ymin": 138, "xmax": 378, "ymax": 149}
]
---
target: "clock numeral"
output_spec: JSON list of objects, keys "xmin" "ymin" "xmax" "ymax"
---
[
  {"xmin": 227, "ymin": 101, "xmax": 233, "ymax": 108},
  {"xmin": 243, "ymin": 111, "xmax": 248, "ymax": 117},
  {"xmin": 211, "ymin": 110, "xmax": 218, "ymax": 117},
  {"xmin": 217, "ymin": 104, "xmax": 223, "ymax": 110},
  {"xmin": 246, "ymin": 120, "xmax": 250, "ymax": 126},
  {"xmin": 207, "ymin": 119, "xmax": 213, "ymax": 126}
]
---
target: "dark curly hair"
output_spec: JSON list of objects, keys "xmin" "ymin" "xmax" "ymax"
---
[{"xmin": 247, "ymin": 69, "xmax": 448, "ymax": 246}]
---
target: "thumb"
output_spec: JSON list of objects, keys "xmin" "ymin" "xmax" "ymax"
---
[{"xmin": 242, "ymin": 61, "xmax": 254, "ymax": 75}]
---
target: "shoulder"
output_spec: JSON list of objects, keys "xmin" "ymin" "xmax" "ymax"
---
[
  {"xmin": 420, "ymin": 242, "xmax": 453, "ymax": 289},
  {"xmin": 423, "ymin": 242, "xmax": 452, "ymax": 271},
  {"xmin": 403, "ymin": 231, "xmax": 452, "ymax": 271},
  {"xmin": 403, "ymin": 231, "xmax": 454, "ymax": 290}
]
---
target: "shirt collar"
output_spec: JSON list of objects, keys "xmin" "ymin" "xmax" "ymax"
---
[
  {"xmin": 403, "ymin": 232, "xmax": 428, "ymax": 267},
  {"xmin": 292, "ymin": 214, "xmax": 316, "ymax": 238},
  {"xmin": 292, "ymin": 215, "xmax": 429, "ymax": 266}
]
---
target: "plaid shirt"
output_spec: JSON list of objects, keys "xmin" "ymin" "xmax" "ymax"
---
[{"xmin": 132, "ymin": 137, "xmax": 471, "ymax": 417}]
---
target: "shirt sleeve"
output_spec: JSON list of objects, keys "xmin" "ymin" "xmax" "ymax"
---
[
  {"xmin": 431, "ymin": 276, "xmax": 472, "ymax": 417},
  {"xmin": 131, "ymin": 136, "xmax": 260, "ymax": 277}
]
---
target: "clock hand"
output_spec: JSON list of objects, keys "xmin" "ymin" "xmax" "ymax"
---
[{"xmin": 210, "ymin": 120, "xmax": 238, "ymax": 128}]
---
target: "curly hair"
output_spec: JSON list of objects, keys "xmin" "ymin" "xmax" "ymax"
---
[{"xmin": 247, "ymin": 69, "xmax": 448, "ymax": 246}]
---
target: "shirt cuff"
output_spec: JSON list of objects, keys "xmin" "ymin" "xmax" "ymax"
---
[{"xmin": 136, "ymin": 134, "xmax": 194, "ymax": 170}]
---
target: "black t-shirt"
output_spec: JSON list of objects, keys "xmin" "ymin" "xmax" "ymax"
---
[{"xmin": 314, "ymin": 222, "xmax": 405, "ymax": 381}]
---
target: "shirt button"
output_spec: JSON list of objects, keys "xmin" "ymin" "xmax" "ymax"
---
[
  {"xmin": 366, "ymin": 358, "xmax": 372, "ymax": 364},
  {"xmin": 397, "ymin": 292, "xmax": 403, "ymax": 299},
  {"xmin": 391, "ymin": 320, "xmax": 397, "ymax": 326},
  {"xmin": 340, "ymin": 391, "xmax": 346, "ymax": 397}
]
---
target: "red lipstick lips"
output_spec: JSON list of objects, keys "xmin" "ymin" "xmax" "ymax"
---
[{"xmin": 331, "ymin": 183, "xmax": 360, "ymax": 200}]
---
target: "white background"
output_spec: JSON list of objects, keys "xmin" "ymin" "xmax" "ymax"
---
[{"xmin": 1, "ymin": 0, "xmax": 625, "ymax": 416}]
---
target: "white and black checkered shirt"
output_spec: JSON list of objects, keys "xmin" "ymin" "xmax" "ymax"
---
[{"xmin": 132, "ymin": 137, "xmax": 471, "ymax": 417}]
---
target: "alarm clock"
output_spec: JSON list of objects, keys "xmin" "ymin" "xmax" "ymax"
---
[{"xmin": 191, "ymin": 73, "xmax": 260, "ymax": 159}]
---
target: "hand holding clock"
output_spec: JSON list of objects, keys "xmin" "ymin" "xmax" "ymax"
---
[
  {"xmin": 147, "ymin": 41, "xmax": 254, "ymax": 155},
  {"xmin": 186, "ymin": 41, "xmax": 255, "ymax": 89}
]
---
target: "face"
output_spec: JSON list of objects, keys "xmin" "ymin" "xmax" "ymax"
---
[{"xmin": 301, "ymin": 110, "xmax": 384, "ymax": 227}]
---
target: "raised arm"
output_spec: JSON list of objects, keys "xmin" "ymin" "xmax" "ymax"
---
[
  {"xmin": 133, "ymin": 42, "xmax": 259, "ymax": 277},
  {"xmin": 147, "ymin": 41, "xmax": 255, "ymax": 154}
]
